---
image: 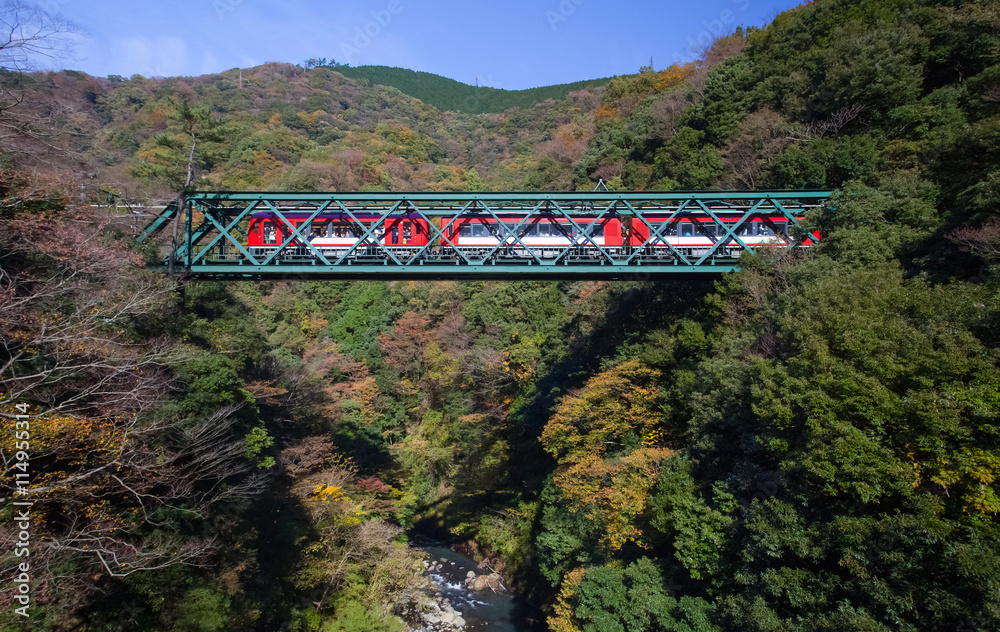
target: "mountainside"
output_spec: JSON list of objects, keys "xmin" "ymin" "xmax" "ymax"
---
[
  {"xmin": 2, "ymin": 0, "xmax": 1000, "ymax": 631},
  {"xmin": 331, "ymin": 65, "xmax": 613, "ymax": 113}
]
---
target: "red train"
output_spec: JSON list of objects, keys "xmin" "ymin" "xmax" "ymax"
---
[{"xmin": 247, "ymin": 211, "xmax": 814, "ymax": 260}]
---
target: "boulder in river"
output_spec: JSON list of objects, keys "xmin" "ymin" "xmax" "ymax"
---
[
  {"xmin": 471, "ymin": 573, "xmax": 503, "ymax": 592},
  {"xmin": 471, "ymin": 575, "xmax": 489, "ymax": 591}
]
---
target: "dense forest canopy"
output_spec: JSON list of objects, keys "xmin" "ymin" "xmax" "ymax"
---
[
  {"xmin": 2, "ymin": 0, "xmax": 1000, "ymax": 631},
  {"xmin": 325, "ymin": 65, "xmax": 613, "ymax": 114}
]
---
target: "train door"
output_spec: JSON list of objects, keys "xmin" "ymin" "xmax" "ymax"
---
[{"xmin": 263, "ymin": 222, "xmax": 277, "ymax": 244}]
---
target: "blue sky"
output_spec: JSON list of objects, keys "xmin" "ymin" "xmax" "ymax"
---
[{"xmin": 51, "ymin": 0, "xmax": 802, "ymax": 89}]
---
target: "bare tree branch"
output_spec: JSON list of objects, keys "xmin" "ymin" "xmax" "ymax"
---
[{"xmin": 0, "ymin": 0, "xmax": 78, "ymax": 72}]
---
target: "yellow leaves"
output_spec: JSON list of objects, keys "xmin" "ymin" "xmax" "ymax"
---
[
  {"xmin": 654, "ymin": 63, "xmax": 695, "ymax": 92},
  {"xmin": 296, "ymin": 109, "xmax": 329, "ymax": 130},
  {"xmin": 251, "ymin": 150, "xmax": 283, "ymax": 174},
  {"xmin": 548, "ymin": 567, "xmax": 586, "ymax": 632},
  {"xmin": 7, "ymin": 412, "xmax": 124, "ymax": 458},
  {"xmin": 311, "ymin": 484, "xmax": 348, "ymax": 503},
  {"xmin": 501, "ymin": 331, "xmax": 545, "ymax": 384},
  {"xmin": 542, "ymin": 360, "xmax": 663, "ymax": 464},
  {"xmin": 642, "ymin": 429, "xmax": 667, "ymax": 447},
  {"xmin": 917, "ymin": 448, "xmax": 1000, "ymax": 514},
  {"xmin": 299, "ymin": 314, "xmax": 328, "ymax": 338},
  {"xmin": 957, "ymin": 449, "xmax": 1000, "ymax": 514},
  {"xmin": 554, "ymin": 448, "xmax": 676, "ymax": 551}
]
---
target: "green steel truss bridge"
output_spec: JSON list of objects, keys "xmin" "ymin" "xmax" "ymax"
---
[{"xmin": 137, "ymin": 190, "xmax": 832, "ymax": 280}]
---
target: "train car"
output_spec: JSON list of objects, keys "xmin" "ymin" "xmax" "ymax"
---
[
  {"xmin": 248, "ymin": 211, "xmax": 430, "ymax": 259},
  {"xmin": 444, "ymin": 214, "xmax": 624, "ymax": 259},
  {"xmin": 245, "ymin": 209, "xmax": 816, "ymax": 263},
  {"xmin": 628, "ymin": 214, "xmax": 814, "ymax": 258}
]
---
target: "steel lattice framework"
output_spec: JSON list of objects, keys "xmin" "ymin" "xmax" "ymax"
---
[{"xmin": 137, "ymin": 190, "xmax": 832, "ymax": 280}]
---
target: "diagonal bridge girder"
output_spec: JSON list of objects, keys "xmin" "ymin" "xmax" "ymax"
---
[{"xmin": 140, "ymin": 190, "xmax": 831, "ymax": 280}]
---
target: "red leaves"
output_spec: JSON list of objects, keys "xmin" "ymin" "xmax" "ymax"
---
[
  {"xmin": 379, "ymin": 311, "xmax": 431, "ymax": 378},
  {"xmin": 354, "ymin": 476, "xmax": 392, "ymax": 494}
]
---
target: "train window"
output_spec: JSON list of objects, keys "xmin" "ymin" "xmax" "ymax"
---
[
  {"xmin": 700, "ymin": 224, "xmax": 716, "ymax": 238},
  {"xmin": 680, "ymin": 222, "xmax": 693, "ymax": 237},
  {"xmin": 310, "ymin": 222, "xmax": 327, "ymax": 238},
  {"xmin": 773, "ymin": 222, "xmax": 787, "ymax": 236},
  {"xmin": 584, "ymin": 223, "xmax": 605, "ymax": 239},
  {"xmin": 757, "ymin": 223, "xmax": 774, "ymax": 237},
  {"xmin": 403, "ymin": 222, "xmax": 412, "ymax": 240},
  {"xmin": 263, "ymin": 224, "xmax": 277, "ymax": 244},
  {"xmin": 460, "ymin": 222, "xmax": 489, "ymax": 237},
  {"xmin": 736, "ymin": 222, "xmax": 755, "ymax": 237}
]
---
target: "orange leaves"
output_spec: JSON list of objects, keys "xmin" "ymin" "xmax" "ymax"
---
[
  {"xmin": 245, "ymin": 379, "xmax": 289, "ymax": 407},
  {"xmin": 654, "ymin": 63, "xmax": 695, "ymax": 92},
  {"xmin": 350, "ymin": 375, "xmax": 383, "ymax": 425},
  {"xmin": 541, "ymin": 360, "xmax": 663, "ymax": 464},
  {"xmin": 593, "ymin": 103, "xmax": 619, "ymax": 121},
  {"xmin": 301, "ymin": 339, "xmax": 385, "ymax": 424},
  {"xmin": 541, "ymin": 360, "xmax": 674, "ymax": 551},
  {"xmin": 541, "ymin": 123, "xmax": 593, "ymax": 163},
  {"xmin": 555, "ymin": 448, "xmax": 675, "ymax": 551}
]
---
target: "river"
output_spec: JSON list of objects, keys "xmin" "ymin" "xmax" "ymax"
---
[{"xmin": 410, "ymin": 534, "xmax": 548, "ymax": 632}]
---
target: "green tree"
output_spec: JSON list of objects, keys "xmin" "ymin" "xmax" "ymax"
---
[{"xmin": 131, "ymin": 100, "xmax": 228, "ymax": 189}]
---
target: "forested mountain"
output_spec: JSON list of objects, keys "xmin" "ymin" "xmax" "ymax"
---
[
  {"xmin": 2, "ymin": 0, "xmax": 1000, "ymax": 631},
  {"xmin": 326, "ymin": 65, "xmax": 613, "ymax": 114}
]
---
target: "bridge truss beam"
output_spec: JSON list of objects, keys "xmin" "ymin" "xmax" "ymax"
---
[{"xmin": 139, "ymin": 190, "xmax": 831, "ymax": 280}]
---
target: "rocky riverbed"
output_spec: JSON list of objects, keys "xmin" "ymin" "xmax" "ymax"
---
[{"xmin": 399, "ymin": 536, "xmax": 545, "ymax": 632}]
